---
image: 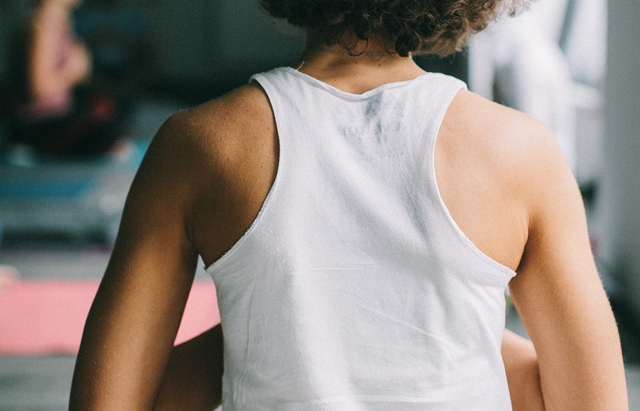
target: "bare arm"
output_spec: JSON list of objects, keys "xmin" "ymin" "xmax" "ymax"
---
[
  {"xmin": 502, "ymin": 329, "xmax": 545, "ymax": 411},
  {"xmin": 437, "ymin": 90, "xmax": 625, "ymax": 409},
  {"xmin": 154, "ymin": 325, "xmax": 224, "ymax": 410},
  {"xmin": 70, "ymin": 115, "xmax": 204, "ymax": 409},
  {"xmin": 69, "ymin": 82, "xmax": 273, "ymax": 409},
  {"xmin": 510, "ymin": 125, "xmax": 627, "ymax": 410}
]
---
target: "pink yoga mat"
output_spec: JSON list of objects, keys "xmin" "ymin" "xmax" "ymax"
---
[{"xmin": 0, "ymin": 279, "xmax": 220, "ymax": 355}]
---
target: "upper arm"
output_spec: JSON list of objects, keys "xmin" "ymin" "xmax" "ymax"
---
[
  {"xmin": 508, "ymin": 123, "xmax": 627, "ymax": 410},
  {"xmin": 71, "ymin": 85, "xmax": 276, "ymax": 409},
  {"xmin": 70, "ymin": 113, "xmax": 202, "ymax": 410}
]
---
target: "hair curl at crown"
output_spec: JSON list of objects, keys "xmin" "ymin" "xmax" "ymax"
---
[{"xmin": 259, "ymin": 0, "xmax": 527, "ymax": 56}]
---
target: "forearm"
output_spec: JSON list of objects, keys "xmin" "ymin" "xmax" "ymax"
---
[
  {"xmin": 511, "ymin": 272, "xmax": 628, "ymax": 411},
  {"xmin": 69, "ymin": 275, "xmax": 186, "ymax": 410},
  {"xmin": 154, "ymin": 325, "xmax": 224, "ymax": 411},
  {"xmin": 70, "ymin": 243, "xmax": 199, "ymax": 409},
  {"xmin": 535, "ymin": 297, "xmax": 627, "ymax": 410},
  {"xmin": 502, "ymin": 329, "xmax": 545, "ymax": 411}
]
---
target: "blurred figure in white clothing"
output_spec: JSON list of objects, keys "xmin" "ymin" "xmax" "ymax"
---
[{"xmin": 469, "ymin": 0, "xmax": 607, "ymax": 174}]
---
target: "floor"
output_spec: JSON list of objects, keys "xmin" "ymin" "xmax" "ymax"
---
[{"xmin": 1, "ymin": 98, "xmax": 639, "ymax": 410}]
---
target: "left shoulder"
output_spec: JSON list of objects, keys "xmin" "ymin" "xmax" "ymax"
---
[
  {"xmin": 435, "ymin": 88, "xmax": 577, "ymax": 270},
  {"xmin": 141, "ymin": 81, "xmax": 278, "ymax": 264},
  {"xmin": 444, "ymin": 88, "xmax": 576, "ymax": 212}
]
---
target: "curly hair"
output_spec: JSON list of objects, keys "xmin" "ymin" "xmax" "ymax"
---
[{"xmin": 259, "ymin": 0, "xmax": 526, "ymax": 56}]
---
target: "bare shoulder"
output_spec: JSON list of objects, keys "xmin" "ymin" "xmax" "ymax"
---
[
  {"xmin": 69, "ymin": 85, "xmax": 276, "ymax": 411},
  {"xmin": 169, "ymin": 82, "xmax": 274, "ymax": 140},
  {"xmin": 140, "ymin": 82, "xmax": 275, "ymax": 190},
  {"xmin": 142, "ymin": 82, "xmax": 278, "ymax": 264},
  {"xmin": 436, "ymin": 88, "xmax": 576, "ymax": 270},
  {"xmin": 475, "ymin": 93, "xmax": 627, "ymax": 411},
  {"xmin": 443, "ymin": 89, "xmax": 575, "ymax": 206},
  {"xmin": 156, "ymin": 82, "xmax": 274, "ymax": 165},
  {"xmin": 447, "ymin": 90, "xmax": 567, "ymax": 175}
]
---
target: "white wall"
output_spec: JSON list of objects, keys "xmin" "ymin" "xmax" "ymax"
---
[{"xmin": 602, "ymin": 0, "xmax": 640, "ymax": 312}]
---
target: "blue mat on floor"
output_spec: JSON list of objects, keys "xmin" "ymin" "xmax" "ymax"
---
[{"xmin": 0, "ymin": 140, "xmax": 149, "ymax": 244}]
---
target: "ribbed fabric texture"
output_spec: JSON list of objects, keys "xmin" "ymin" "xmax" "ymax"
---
[{"xmin": 206, "ymin": 67, "xmax": 515, "ymax": 411}]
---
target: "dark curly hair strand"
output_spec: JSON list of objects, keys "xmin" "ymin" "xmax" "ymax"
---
[{"xmin": 259, "ymin": 0, "xmax": 527, "ymax": 56}]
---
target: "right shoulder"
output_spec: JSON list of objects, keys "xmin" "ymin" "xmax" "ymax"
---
[
  {"xmin": 148, "ymin": 82, "xmax": 275, "ymax": 182},
  {"xmin": 141, "ymin": 82, "xmax": 278, "ymax": 263},
  {"xmin": 159, "ymin": 82, "xmax": 273, "ymax": 158}
]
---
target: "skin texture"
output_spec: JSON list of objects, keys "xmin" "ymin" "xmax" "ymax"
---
[{"xmin": 70, "ymin": 31, "xmax": 627, "ymax": 410}]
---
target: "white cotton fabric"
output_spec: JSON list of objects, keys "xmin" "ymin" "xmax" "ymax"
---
[{"xmin": 206, "ymin": 67, "xmax": 516, "ymax": 411}]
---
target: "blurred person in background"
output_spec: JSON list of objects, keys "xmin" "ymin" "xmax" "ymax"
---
[
  {"xmin": 7, "ymin": 0, "xmax": 125, "ymax": 156},
  {"xmin": 469, "ymin": 0, "xmax": 608, "ymax": 174},
  {"xmin": 74, "ymin": 0, "xmax": 155, "ymax": 96}
]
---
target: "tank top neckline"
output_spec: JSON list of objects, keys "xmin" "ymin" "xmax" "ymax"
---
[{"xmin": 282, "ymin": 66, "xmax": 432, "ymax": 100}]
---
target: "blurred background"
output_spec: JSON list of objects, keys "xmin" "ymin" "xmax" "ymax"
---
[{"xmin": 0, "ymin": 0, "xmax": 639, "ymax": 409}]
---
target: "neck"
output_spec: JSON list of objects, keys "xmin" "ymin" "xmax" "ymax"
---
[
  {"xmin": 314, "ymin": 47, "xmax": 398, "ymax": 57},
  {"xmin": 304, "ymin": 28, "xmax": 399, "ymax": 56},
  {"xmin": 292, "ymin": 29, "xmax": 425, "ymax": 95}
]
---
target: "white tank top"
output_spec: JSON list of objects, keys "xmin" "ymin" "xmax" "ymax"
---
[{"xmin": 206, "ymin": 67, "xmax": 515, "ymax": 411}]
